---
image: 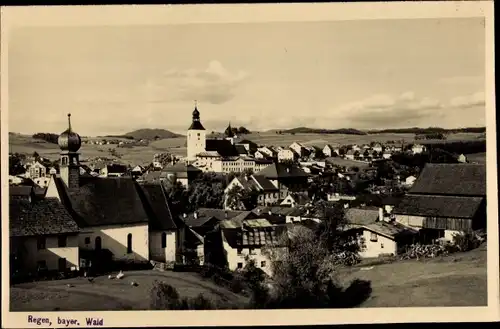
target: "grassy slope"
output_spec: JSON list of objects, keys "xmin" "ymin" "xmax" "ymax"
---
[
  {"xmin": 10, "ymin": 245, "xmax": 487, "ymax": 311},
  {"xmin": 10, "ymin": 270, "xmax": 248, "ymax": 311},
  {"xmin": 338, "ymin": 244, "xmax": 487, "ymax": 307}
]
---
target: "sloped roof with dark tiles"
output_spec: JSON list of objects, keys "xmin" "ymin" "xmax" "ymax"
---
[
  {"xmin": 106, "ymin": 164, "xmax": 128, "ymax": 173},
  {"xmin": 361, "ymin": 221, "xmax": 418, "ymax": 240},
  {"xmin": 345, "ymin": 208, "xmax": 380, "ymax": 226},
  {"xmin": 234, "ymin": 144, "xmax": 248, "ymax": 155},
  {"xmin": 254, "ymin": 163, "xmax": 309, "ymax": 179},
  {"xmin": 59, "ymin": 177, "xmax": 150, "ymax": 227},
  {"xmin": 10, "ymin": 186, "xmax": 33, "ymax": 197},
  {"xmin": 222, "ymin": 225, "xmax": 288, "ymax": 248},
  {"xmin": 251, "ymin": 175, "xmax": 278, "ymax": 191},
  {"xmin": 205, "ymin": 139, "xmax": 239, "ymax": 157},
  {"xmin": 183, "ymin": 208, "xmax": 248, "ymax": 228},
  {"xmin": 10, "ymin": 197, "xmax": 80, "ymax": 237},
  {"xmin": 251, "ymin": 206, "xmax": 297, "ymax": 217},
  {"xmin": 137, "ymin": 183, "xmax": 178, "ymax": 231},
  {"xmin": 409, "ymin": 163, "xmax": 486, "ymax": 196},
  {"xmin": 392, "ymin": 194, "xmax": 484, "ymax": 219}
]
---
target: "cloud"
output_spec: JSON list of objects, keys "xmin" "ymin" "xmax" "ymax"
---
[
  {"xmin": 335, "ymin": 92, "xmax": 444, "ymax": 127},
  {"xmin": 449, "ymin": 91, "xmax": 485, "ymax": 108},
  {"xmin": 142, "ymin": 60, "xmax": 249, "ymax": 105}
]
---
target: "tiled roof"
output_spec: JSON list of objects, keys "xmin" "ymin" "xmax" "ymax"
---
[
  {"xmin": 361, "ymin": 221, "xmax": 418, "ymax": 240},
  {"xmin": 10, "ymin": 197, "xmax": 79, "ymax": 237},
  {"xmin": 183, "ymin": 208, "xmax": 249, "ymax": 228},
  {"xmin": 345, "ymin": 208, "xmax": 380, "ymax": 226},
  {"xmin": 252, "ymin": 206, "xmax": 296, "ymax": 217},
  {"xmin": 10, "ymin": 186, "xmax": 33, "ymax": 197},
  {"xmin": 105, "ymin": 164, "xmax": 128, "ymax": 173},
  {"xmin": 56, "ymin": 176, "xmax": 150, "ymax": 227},
  {"xmin": 254, "ymin": 163, "xmax": 309, "ymax": 179},
  {"xmin": 222, "ymin": 225, "xmax": 288, "ymax": 248},
  {"xmin": 205, "ymin": 139, "xmax": 239, "ymax": 157},
  {"xmin": 234, "ymin": 144, "xmax": 248, "ymax": 155},
  {"xmin": 409, "ymin": 164, "xmax": 486, "ymax": 196},
  {"xmin": 392, "ymin": 194, "xmax": 484, "ymax": 219},
  {"xmin": 189, "ymin": 121, "xmax": 205, "ymax": 130},
  {"xmin": 137, "ymin": 183, "xmax": 179, "ymax": 231},
  {"xmin": 251, "ymin": 175, "xmax": 278, "ymax": 191}
]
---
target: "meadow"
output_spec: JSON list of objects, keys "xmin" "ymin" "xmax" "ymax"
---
[
  {"xmin": 9, "ymin": 132, "xmax": 484, "ymax": 167},
  {"xmin": 10, "ymin": 244, "xmax": 487, "ymax": 311}
]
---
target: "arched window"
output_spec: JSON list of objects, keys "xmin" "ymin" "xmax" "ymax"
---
[
  {"xmin": 161, "ymin": 232, "xmax": 167, "ymax": 249},
  {"xmin": 95, "ymin": 237, "xmax": 102, "ymax": 250},
  {"xmin": 127, "ymin": 233, "xmax": 132, "ymax": 254}
]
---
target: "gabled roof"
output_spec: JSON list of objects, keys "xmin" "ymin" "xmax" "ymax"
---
[
  {"xmin": 345, "ymin": 208, "xmax": 380, "ymax": 226},
  {"xmin": 183, "ymin": 208, "xmax": 249, "ymax": 228},
  {"xmin": 393, "ymin": 194, "xmax": 484, "ymax": 219},
  {"xmin": 137, "ymin": 183, "xmax": 180, "ymax": 231},
  {"xmin": 254, "ymin": 163, "xmax": 308, "ymax": 179},
  {"xmin": 409, "ymin": 164, "xmax": 486, "ymax": 196},
  {"xmin": 234, "ymin": 144, "xmax": 248, "ymax": 155},
  {"xmin": 251, "ymin": 175, "xmax": 278, "ymax": 191},
  {"xmin": 105, "ymin": 164, "xmax": 128, "ymax": 173},
  {"xmin": 54, "ymin": 176, "xmax": 150, "ymax": 227},
  {"xmin": 222, "ymin": 225, "xmax": 288, "ymax": 248},
  {"xmin": 205, "ymin": 139, "xmax": 239, "ymax": 157},
  {"xmin": 10, "ymin": 186, "xmax": 33, "ymax": 197},
  {"xmin": 10, "ymin": 197, "xmax": 79, "ymax": 237},
  {"xmin": 361, "ymin": 221, "xmax": 418, "ymax": 240}
]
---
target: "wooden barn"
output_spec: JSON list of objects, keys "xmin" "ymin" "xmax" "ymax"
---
[{"xmin": 392, "ymin": 163, "xmax": 486, "ymax": 242}]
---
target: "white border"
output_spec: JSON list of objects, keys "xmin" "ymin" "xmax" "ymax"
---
[{"xmin": 1, "ymin": 2, "xmax": 498, "ymax": 328}]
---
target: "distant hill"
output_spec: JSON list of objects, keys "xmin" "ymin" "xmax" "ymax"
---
[
  {"xmin": 117, "ymin": 129, "xmax": 184, "ymax": 140},
  {"xmin": 278, "ymin": 127, "xmax": 367, "ymax": 135},
  {"xmin": 367, "ymin": 127, "xmax": 486, "ymax": 134}
]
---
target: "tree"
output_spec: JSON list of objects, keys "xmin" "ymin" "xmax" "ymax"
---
[
  {"xmin": 9, "ymin": 154, "xmax": 26, "ymax": 176},
  {"xmin": 237, "ymin": 127, "xmax": 251, "ymax": 135},
  {"xmin": 226, "ymin": 185, "xmax": 259, "ymax": 210}
]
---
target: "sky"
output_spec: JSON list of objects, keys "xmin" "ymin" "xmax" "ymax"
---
[{"xmin": 8, "ymin": 17, "xmax": 486, "ymax": 136}]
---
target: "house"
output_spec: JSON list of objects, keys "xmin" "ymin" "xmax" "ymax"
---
[
  {"xmin": 382, "ymin": 151, "xmax": 392, "ymax": 159},
  {"xmin": 10, "ymin": 197, "xmax": 80, "ymax": 274},
  {"xmin": 41, "ymin": 114, "xmax": 185, "ymax": 269},
  {"xmin": 411, "ymin": 144, "xmax": 427, "ymax": 154},
  {"xmin": 404, "ymin": 175, "xmax": 417, "ymax": 187},
  {"xmin": 393, "ymin": 163, "xmax": 486, "ymax": 242},
  {"xmin": 372, "ymin": 143, "xmax": 383, "ymax": 153},
  {"xmin": 131, "ymin": 165, "xmax": 145, "ymax": 178},
  {"xmin": 219, "ymin": 222, "xmax": 288, "ymax": 275},
  {"xmin": 457, "ymin": 154, "xmax": 468, "ymax": 163},
  {"xmin": 254, "ymin": 159, "xmax": 274, "ymax": 173},
  {"xmin": 280, "ymin": 193, "xmax": 311, "ymax": 208},
  {"xmin": 344, "ymin": 208, "xmax": 418, "ymax": 258},
  {"xmin": 254, "ymin": 162, "xmax": 309, "ymax": 200},
  {"xmin": 254, "ymin": 150, "xmax": 268, "ymax": 159},
  {"xmin": 100, "ymin": 164, "xmax": 128, "ymax": 177},
  {"xmin": 9, "ymin": 175, "xmax": 25, "ymax": 185},
  {"xmin": 182, "ymin": 208, "xmax": 257, "ymax": 237},
  {"xmin": 238, "ymin": 139, "xmax": 259, "ymax": 155},
  {"xmin": 278, "ymin": 148, "xmax": 296, "ymax": 162},
  {"xmin": 289, "ymin": 142, "xmax": 305, "ymax": 157},
  {"xmin": 345, "ymin": 150, "xmax": 356, "ymax": 160},
  {"xmin": 322, "ymin": 144, "xmax": 338, "ymax": 157},
  {"xmin": 25, "ymin": 160, "xmax": 49, "ymax": 179},
  {"xmin": 161, "ymin": 162, "xmax": 202, "ymax": 188},
  {"xmin": 224, "ymin": 175, "xmax": 280, "ymax": 209},
  {"xmin": 352, "ymin": 144, "xmax": 361, "ymax": 151},
  {"xmin": 256, "ymin": 147, "xmax": 276, "ymax": 158}
]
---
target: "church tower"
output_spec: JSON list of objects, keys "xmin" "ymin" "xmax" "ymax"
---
[
  {"xmin": 187, "ymin": 102, "xmax": 206, "ymax": 161},
  {"xmin": 58, "ymin": 113, "xmax": 81, "ymax": 190},
  {"xmin": 224, "ymin": 122, "xmax": 236, "ymax": 145}
]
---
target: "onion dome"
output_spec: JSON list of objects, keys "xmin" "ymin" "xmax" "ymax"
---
[
  {"xmin": 58, "ymin": 113, "xmax": 82, "ymax": 152},
  {"xmin": 188, "ymin": 101, "xmax": 206, "ymax": 130}
]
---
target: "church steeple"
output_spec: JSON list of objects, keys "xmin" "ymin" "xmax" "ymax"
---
[
  {"xmin": 224, "ymin": 122, "xmax": 235, "ymax": 138},
  {"xmin": 58, "ymin": 113, "xmax": 80, "ymax": 190},
  {"xmin": 188, "ymin": 100, "xmax": 205, "ymax": 131}
]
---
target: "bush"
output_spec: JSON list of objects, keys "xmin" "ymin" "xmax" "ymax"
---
[
  {"xmin": 452, "ymin": 232, "xmax": 482, "ymax": 252},
  {"xmin": 229, "ymin": 275, "xmax": 246, "ymax": 294},
  {"xmin": 150, "ymin": 281, "xmax": 217, "ymax": 310}
]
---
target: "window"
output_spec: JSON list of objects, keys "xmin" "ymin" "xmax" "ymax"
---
[
  {"xmin": 249, "ymin": 248, "xmax": 257, "ymax": 255},
  {"xmin": 37, "ymin": 237, "xmax": 46, "ymax": 250},
  {"xmin": 95, "ymin": 236, "xmax": 102, "ymax": 250},
  {"xmin": 261, "ymin": 261, "xmax": 266, "ymax": 268},
  {"xmin": 37, "ymin": 260, "xmax": 47, "ymax": 270},
  {"xmin": 370, "ymin": 232, "xmax": 378, "ymax": 242},
  {"xmin": 237, "ymin": 262, "xmax": 243, "ymax": 269},
  {"xmin": 161, "ymin": 232, "xmax": 167, "ymax": 249},
  {"xmin": 127, "ymin": 233, "xmax": 133, "ymax": 254},
  {"xmin": 58, "ymin": 235, "xmax": 67, "ymax": 248},
  {"xmin": 381, "ymin": 243, "xmax": 384, "ymax": 249},
  {"xmin": 84, "ymin": 237, "xmax": 90, "ymax": 244},
  {"xmin": 58, "ymin": 258, "xmax": 67, "ymax": 271},
  {"xmin": 237, "ymin": 248, "xmax": 243, "ymax": 255}
]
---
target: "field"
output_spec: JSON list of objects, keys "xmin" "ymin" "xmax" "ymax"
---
[
  {"xmin": 9, "ymin": 132, "xmax": 484, "ymax": 167},
  {"xmin": 10, "ymin": 270, "xmax": 248, "ymax": 311},
  {"xmin": 10, "ymin": 244, "xmax": 487, "ymax": 311},
  {"xmin": 339, "ymin": 243, "xmax": 487, "ymax": 307}
]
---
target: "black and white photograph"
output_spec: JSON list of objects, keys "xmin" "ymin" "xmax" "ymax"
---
[{"xmin": 1, "ymin": 2, "xmax": 497, "ymax": 328}]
